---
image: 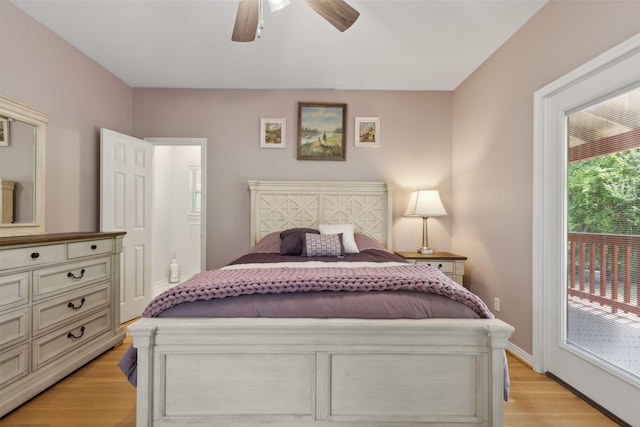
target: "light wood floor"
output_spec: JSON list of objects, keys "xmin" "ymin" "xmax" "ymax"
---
[{"xmin": 1, "ymin": 330, "xmax": 620, "ymax": 426}]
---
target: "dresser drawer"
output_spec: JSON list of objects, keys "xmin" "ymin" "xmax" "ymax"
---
[
  {"xmin": 0, "ymin": 306, "xmax": 30, "ymax": 349},
  {"xmin": 33, "ymin": 256, "xmax": 111, "ymax": 300},
  {"xmin": 0, "ymin": 343, "xmax": 29, "ymax": 388},
  {"xmin": 0, "ymin": 244, "xmax": 66, "ymax": 271},
  {"xmin": 0, "ymin": 232, "xmax": 124, "ymax": 417},
  {"xmin": 416, "ymin": 260, "xmax": 454, "ymax": 273},
  {"xmin": 0, "ymin": 272, "xmax": 29, "ymax": 311},
  {"xmin": 67, "ymin": 239, "xmax": 114, "ymax": 259},
  {"xmin": 33, "ymin": 282, "xmax": 111, "ymax": 335},
  {"xmin": 32, "ymin": 308, "xmax": 111, "ymax": 371}
]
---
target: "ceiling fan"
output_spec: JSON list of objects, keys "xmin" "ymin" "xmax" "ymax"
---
[{"xmin": 232, "ymin": 0, "xmax": 360, "ymax": 42}]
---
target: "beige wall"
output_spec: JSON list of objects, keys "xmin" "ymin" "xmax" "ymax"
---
[
  {"xmin": 452, "ymin": 0, "xmax": 640, "ymax": 354},
  {"xmin": 132, "ymin": 89, "xmax": 453, "ymax": 268},
  {"xmin": 0, "ymin": 2, "xmax": 133, "ymax": 232},
  {"xmin": 2, "ymin": 1, "xmax": 453, "ymax": 276},
  {"xmin": 6, "ymin": 0, "xmax": 640, "ymax": 356}
]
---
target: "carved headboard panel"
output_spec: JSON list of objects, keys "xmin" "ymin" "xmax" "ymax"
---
[{"xmin": 249, "ymin": 181, "xmax": 393, "ymax": 250}]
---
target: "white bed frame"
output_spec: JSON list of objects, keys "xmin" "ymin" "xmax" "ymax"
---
[{"xmin": 129, "ymin": 181, "xmax": 514, "ymax": 427}]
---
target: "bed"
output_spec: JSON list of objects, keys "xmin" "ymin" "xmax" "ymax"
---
[{"xmin": 124, "ymin": 180, "xmax": 514, "ymax": 426}]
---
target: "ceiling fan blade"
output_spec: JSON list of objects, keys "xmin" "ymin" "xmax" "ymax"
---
[
  {"xmin": 305, "ymin": 0, "xmax": 360, "ymax": 32},
  {"xmin": 232, "ymin": 0, "xmax": 259, "ymax": 42}
]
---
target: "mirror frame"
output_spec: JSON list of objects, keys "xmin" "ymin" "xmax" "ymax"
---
[{"xmin": 0, "ymin": 95, "xmax": 50, "ymax": 236}]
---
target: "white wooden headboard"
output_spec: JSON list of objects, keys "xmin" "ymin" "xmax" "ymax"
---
[{"xmin": 249, "ymin": 181, "xmax": 393, "ymax": 250}]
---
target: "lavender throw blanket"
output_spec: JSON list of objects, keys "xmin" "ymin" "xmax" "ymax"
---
[
  {"xmin": 120, "ymin": 259, "xmax": 508, "ymax": 399},
  {"xmin": 143, "ymin": 264, "xmax": 493, "ymax": 319}
]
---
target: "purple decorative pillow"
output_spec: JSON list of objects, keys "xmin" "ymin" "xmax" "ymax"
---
[
  {"xmin": 279, "ymin": 228, "xmax": 320, "ymax": 255},
  {"xmin": 302, "ymin": 233, "xmax": 345, "ymax": 257},
  {"xmin": 249, "ymin": 232, "xmax": 280, "ymax": 253},
  {"xmin": 354, "ymin": 233, "xmax": 386, "ymax": 251}
]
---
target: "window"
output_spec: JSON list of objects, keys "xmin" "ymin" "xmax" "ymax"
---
[
  {"xmin": 566, "ymin": 87, "xmax": 640, "ymax": 378},
  {"xmin": 567, "ymin": 88, "xmax": 640, "ymax": 235},
  {"xmin": 189, "ymin": 166, "xmax": 201, "ymax": 214}
]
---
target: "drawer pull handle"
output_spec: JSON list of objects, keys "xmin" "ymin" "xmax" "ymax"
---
[
  {"xmin": 67, "ymin": 268, "xmax": 86, "ymax": 280},
  {"xmin": 67, "ymin": 326, "xmax": 86, "ymax": 340},
  {"xmin": 91, "ymin": 244, "xmax": 97, "ymax": 250},
  {"xmin": 31, "ymin": 252, "xmax": 40, "ymax": 259},
  {"xmin": 67, "ymin": 297, "xmax": 86, "ymax": 310},
  {"xmin": 427, "ymin": 263, "xmax": 443, "ymax": 269}
]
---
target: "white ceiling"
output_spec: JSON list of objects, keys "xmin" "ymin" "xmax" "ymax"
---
[{"xmin": 12, "ymin": 0, "xmax": 547, "ymax": 90}]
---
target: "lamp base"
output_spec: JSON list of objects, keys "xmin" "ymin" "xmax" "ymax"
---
[{"xmin": 418, "ymin": 247, "xmax": 434, "ymax": 255}]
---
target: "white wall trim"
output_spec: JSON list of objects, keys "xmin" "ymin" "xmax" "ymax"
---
[{"xmin": 507, "ymin": 342, "xmax": 533, "ymax": 367}]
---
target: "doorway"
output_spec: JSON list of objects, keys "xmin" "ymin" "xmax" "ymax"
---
[
  {"xmin": 145, "ymin": 138, "xmax": 207, "ymax": 296},
  {"xmin": 101, "ymin": 131, "xmax": 207, "ymax": 321},
  {"xmin": 533, "ymin": 34, "xmax": 640, "ymax": 425}
]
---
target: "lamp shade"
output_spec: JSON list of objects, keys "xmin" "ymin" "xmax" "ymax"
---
[{"xmin": 405, "ymin": 190, "xmax": 447, "ymax": 217}]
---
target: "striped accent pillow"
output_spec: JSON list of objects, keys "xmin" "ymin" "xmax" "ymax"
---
[{"xmin": 302, "ymin": 233, "xmax": 345, "ymax": 257}]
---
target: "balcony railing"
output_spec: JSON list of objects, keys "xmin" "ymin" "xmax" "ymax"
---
[{"xmin": 568, "ymin": 232, "xmax": 640, "ymax": 317}]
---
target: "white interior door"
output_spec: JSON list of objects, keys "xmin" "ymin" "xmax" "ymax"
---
[
  {"xmin": 100, "ymin": 128, "xmax": 153, "ymax": 323},
  {"xmin": 533, "ymin": 34, "xmax": 640, "ymax": 425}
]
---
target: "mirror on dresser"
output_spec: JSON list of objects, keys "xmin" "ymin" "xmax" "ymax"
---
[{"xmin": 0, "ymin": 95, "xmax": 50, "ymax": 236}]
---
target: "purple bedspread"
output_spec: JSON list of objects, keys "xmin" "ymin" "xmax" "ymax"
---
[
  {"xmin": 143, "ymin": 264, "xmax": 493, "ymax": 319},
  {"xmin": 118, "ymin": 249, "xmax": 508, "ymax": 399}
]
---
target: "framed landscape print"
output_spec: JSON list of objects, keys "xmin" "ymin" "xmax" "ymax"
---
[
  {"xmin": 260, "ymin": 118, "xmax": 286, "ymax": 148},
  {"xmin": 355, "ymin": 117, "xmax": 380, "ymax": 147},
  {"xmin": 297, "ymin": 102, "xmax": 346, "ymax": 160}
]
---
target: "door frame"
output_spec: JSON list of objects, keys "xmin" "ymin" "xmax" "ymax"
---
[
  {"xmin": 145, "ymin": 137, "xmax": 208, "ymax": 274},
  {"xmin": 533, "ymin": 33, "xmax": 640, "ymax": 423}
]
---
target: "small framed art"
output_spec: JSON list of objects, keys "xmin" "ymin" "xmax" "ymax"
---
[
  {"xmin": 355, "ymin": 117, "xmax": 380, "ymax": 147},
  {"xmin": 260, "ymin": 118, "xmax": 286, "ymax": 148},
  {"xmin": 298, "ymin": 102, "xmax": 346, "ymax": 160},
  {"xmin": 0, "ymin": 118, "xmax": 9, "ymax": 147}
]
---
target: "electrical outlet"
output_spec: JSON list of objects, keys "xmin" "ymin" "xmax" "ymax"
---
[{"xmin": 494, "ymin": 297, "xmax": 501, "ymax": 312}]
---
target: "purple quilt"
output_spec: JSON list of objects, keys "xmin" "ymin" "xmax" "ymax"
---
[
  {"xmin": 118, "ymin": 250, "xmax": 507, "ymax": 398},
  {"xmin": 143, "ymin": 264, "xmax": 493, "ymax": 319}
]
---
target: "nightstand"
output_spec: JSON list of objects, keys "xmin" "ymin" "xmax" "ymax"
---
[{"xmin": 395, "ymin": 251, "xmax": 467, "ymax": 287}]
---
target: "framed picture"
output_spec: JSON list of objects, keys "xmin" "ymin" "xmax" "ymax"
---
[
  {"xmin": 355, "ymin": 117, "xmax": 380, "ymax": 147},
  {"xmin": 297, "ymin": 102, "xmax": 346, "ymax": 160},
  {"xmin": 0, "ymin": 118, "xmax": 9, "ymax": 147},
  {"xmin": 260, "ymin": 118, "xmax": 286, "ymax": 148}
]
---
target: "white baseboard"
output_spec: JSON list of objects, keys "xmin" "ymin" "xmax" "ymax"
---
[{"xmin": 507, "ymin": 341, "xmax": 533, "ymax": 367}]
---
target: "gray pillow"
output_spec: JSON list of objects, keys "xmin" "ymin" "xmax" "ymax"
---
[
  {"xmin": 279, "ymin": 228, "xmax": 319, "ymax": 255},
  {"xmin": 302, "ymin": 233, "xmax": 345, "ymax": 257}
]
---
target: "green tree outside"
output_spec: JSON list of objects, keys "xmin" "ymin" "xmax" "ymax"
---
[
  {"xmin": 568, "ymin": 148, "xmax": 640, "ymax": 235},
  {"xmin": 568, "ymin": 147, "xmax": 639, "ymax": 292}
]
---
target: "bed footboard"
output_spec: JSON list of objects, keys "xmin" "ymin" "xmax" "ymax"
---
[{"xmin": 129, "ymin": 318, "xmax": 514, "ymax": 427}]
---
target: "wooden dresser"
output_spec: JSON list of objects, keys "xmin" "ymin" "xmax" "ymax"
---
[{"xmin": 0, "ymin": 232, "xmax": 126, "ymax": 417}]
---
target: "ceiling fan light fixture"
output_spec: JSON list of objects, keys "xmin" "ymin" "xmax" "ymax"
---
[
  {"xmin": 267, "ymin": 0, "xmax": 290, "ymax": 12},
  {"xmin": 232, "ymin": 0, "xmax": 358, "ymax": 42}
]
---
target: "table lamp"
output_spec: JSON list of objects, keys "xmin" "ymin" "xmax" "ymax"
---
[{"xmin": 405, "ymin": 190, "xmax": 447, "ymax": 254}]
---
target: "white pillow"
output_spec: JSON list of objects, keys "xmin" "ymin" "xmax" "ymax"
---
[{"xmin": 319, "ymin": 224, "xmax": 359, "ymax": 254}]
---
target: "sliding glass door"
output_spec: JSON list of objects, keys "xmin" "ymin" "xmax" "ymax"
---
[
  {"xmin": 566, "ymin": 89, "xmax": 640, "ymax": 380},
  {"xmin": 534, "ymin": 34, "xmax": 640, "ymax": 426}
]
